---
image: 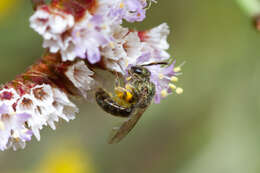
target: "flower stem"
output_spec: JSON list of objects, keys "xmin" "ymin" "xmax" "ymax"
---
[{"xmin": 5, "ymin": 52, "xmax": 79, "ymax": 97}]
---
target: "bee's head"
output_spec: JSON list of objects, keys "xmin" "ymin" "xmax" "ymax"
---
[
  {"xmin": 129, "ymin": 62, "xmax": 168, "ymax": 79},
  {"xmin": 130, "ymin": 66, "xmax": 151, "ymax": 79}
]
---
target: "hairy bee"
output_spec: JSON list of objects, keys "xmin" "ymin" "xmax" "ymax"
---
[{"xmin": 95, "ymin": 62, "xmax": 167, "ymax": 144}]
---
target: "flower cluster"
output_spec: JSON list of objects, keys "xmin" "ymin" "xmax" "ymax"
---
[
  {"xmin": 0, "ymin": 0, "xmax": 183, "ymax": 151},
  {"xmin": 0, "ymin": 83, "xmax": 78, "ymax": 150},
  {"xmin": 0, "ymin": 88, "xmax": 31, "ymax": 151},
  {"xmin": 30, "ymin": 0, "xmax": 149, "ymax": 63},
  {"xmin": 30, "ymin": 0, "xmax": 183, "ymax": 102}
]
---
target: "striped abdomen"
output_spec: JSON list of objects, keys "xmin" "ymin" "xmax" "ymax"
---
[{"xmin": 95, "ymin": 88, "xmax": 133, "ymax": 117}]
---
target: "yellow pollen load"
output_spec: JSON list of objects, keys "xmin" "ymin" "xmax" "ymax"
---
[
  {"xmin": 169, "ymin": 83, "xmax": 176, "ymax": 90},
  {"xmin": 125, "ymin": 85, "xmax": 133, "ymax": 102},
  {"xmin": 115, "ymin": 89, "xmax": 124, "ymax": 99},
  {"xmin": 120, "ymin": 3, "xmax": 124, "ymax": 9},
  {"xmin": 125, "ymin": 91, "xmax": 133, "ymax": 102},
  {"xmin": 173, "ymin": 66, "xmax": 181, "ymax": 73},
  {"xmin": 176, "ymin": 87, "xmax": 183, "ymax": 95},
  {"xmin": 161, "ymin": 89, "xmax": 168, "ymax": 98},
  {"xmin": 0, "ymin": 121, "xmax": 5, "ymax": 131},
  {"xmin": 171, "ymin": 76, "xmax": 178, "ymax": 82}
]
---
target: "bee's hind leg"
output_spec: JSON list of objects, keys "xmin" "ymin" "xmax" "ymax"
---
[{"xmin": 114, "ymin": 86, "xmax": 135, "ymax": 104}]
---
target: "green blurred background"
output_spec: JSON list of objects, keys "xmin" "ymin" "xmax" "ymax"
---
[{"xmin": 1, "ymin": 0, "xmax": 260, "ymax": 172}]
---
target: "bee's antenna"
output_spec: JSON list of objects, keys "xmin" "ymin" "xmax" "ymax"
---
[{"xmin": 141, "ymin": 62, "xmax": 168, "ymax": 67}]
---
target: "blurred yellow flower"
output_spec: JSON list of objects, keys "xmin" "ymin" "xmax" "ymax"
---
[
  {"xmin": 0, "ymin": 0, "xmax": 17, "ymax": 18},
  {"xmin": 36, "ymin": 144, "xmax": 95, "ymax": 173}
]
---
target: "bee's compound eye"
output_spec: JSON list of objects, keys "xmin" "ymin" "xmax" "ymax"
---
[{"xmin": 132, "ymin": 66, "xmax": 143, "ymax": 75}]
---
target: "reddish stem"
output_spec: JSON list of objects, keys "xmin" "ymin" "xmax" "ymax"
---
[{"xmin": 5, "ymin": 52, "xmax": 79, "ymax": 97}]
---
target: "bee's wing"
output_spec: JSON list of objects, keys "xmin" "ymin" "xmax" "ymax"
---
[{"xmin": 108, "ymin": 108, "xmax": 147, "ymax": 144}]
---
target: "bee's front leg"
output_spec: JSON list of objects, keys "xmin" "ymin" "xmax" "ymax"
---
[{"xmin": 95, "ymin": 88, "xmax": 134, "ymax": 117}]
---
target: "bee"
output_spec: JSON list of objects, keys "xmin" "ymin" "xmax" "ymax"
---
[{"xmin": 95, "ymin": 62, "xmax": 167, "ymax": 144}]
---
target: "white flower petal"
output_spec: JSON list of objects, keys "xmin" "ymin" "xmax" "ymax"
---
[{"xmin": 65, "ymin": 61, "xmax": 95, "ymax": 98}]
